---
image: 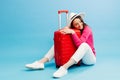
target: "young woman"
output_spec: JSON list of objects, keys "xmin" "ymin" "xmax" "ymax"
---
[{"xmin": 25, "ymin": 12, "xmax": 96, "ymax": 78}]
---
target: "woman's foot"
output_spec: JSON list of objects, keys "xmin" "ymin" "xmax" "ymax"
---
[
  {"xmin": 53, "ymin": 66, "xmax": 68, "ymax": 78},
  {"xmin": 25, "ymin": 61, "xmax": 44, "ymax": 69}
]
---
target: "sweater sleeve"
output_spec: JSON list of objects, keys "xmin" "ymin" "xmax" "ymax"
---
[{"xmin": 71, "ymin": 26, "xmax": 91, "ymax": 47}]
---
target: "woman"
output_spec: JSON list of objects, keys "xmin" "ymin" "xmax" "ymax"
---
[{"xmin": 25, "ymin": 12, "xmax": 96, "ymax": 78}]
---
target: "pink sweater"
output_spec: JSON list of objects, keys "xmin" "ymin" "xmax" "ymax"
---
[{"xmin": 71, "ymin": 26, "xmax": 96, "ymax": 56}]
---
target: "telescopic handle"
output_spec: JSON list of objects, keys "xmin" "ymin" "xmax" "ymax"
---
[{"xmin": 58, "ymin": 10, "xmax": 69, "ymax": 29}]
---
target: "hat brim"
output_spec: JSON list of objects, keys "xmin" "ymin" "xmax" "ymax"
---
[{"xmin": 68, "ymin": 12, "xmax": 85, "ymax": 27}]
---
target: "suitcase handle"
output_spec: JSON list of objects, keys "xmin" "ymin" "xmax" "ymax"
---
[
  {"xmin": 58, "ymin": 10, "xmax": 68, "ymax": 14},
  {"xmin": 58, "ymin": 10, "xmax": 69, "ymax": 29}
]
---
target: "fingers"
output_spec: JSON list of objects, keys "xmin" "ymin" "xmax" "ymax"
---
[
  {"xmin": 59, "ymin": 28, "xmax": 73, "ymax": 34},
  {"xmin": 60, "ymin": 29, "xmax": 66, "ymax": 34},
  {"xmin": 59, "ymin": 28, "xmax": 67, "ymax": 32}
]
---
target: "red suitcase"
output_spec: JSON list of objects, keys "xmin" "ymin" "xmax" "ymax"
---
[{"xmin": 54, "ymin": 10, "xmax": 81, "ymax": 67}]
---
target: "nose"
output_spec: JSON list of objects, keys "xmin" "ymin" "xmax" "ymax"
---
[{"xmin": 78, "ymin": 23, "xmax": 81, "ymax": 27}]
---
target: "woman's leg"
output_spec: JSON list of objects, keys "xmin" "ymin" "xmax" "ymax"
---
[
  {"xmin": 53, "ymin": 43, "xmax": 96, "ymax": 77},
  {"xmin": 25, "ymin": 45, "xmax": 54, "ymax": 69},
  {"xmin": 38, "ymin": 45, "xmax": 54, "ymax": 63},
  {"xmin": 63, "ymin": 43, "xmax": 96, "ymax": 69},
  {"xmin": 71, "ymin": 43, "xmax": 96, "ymax": 65}
]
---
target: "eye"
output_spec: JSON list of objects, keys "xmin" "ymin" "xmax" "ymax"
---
[
  {"xmin": 79, "ymin": 21, "xmax": 82, "ymax": 23},
  {"xmin": 75, "ymin": 23, "xmax": 79, "ymax": 26}
]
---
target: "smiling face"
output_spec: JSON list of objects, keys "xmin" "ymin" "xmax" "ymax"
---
[
  {"xmin": 70, "ymin": 16, "xmax": 84, "ymax": 30},
  {"xmin": 72, "ymin": 18, "xmax": 83, "ymax": 30}
]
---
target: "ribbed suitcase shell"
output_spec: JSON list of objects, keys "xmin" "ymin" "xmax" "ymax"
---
[{"xmin": 54, "ymin": 29, "xmax": 81, "ymax": 67}]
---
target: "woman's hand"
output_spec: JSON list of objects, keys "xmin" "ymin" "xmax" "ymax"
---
[{"xmin": 60, "ymin": 27, "xmax": 75, "ymax": 34}]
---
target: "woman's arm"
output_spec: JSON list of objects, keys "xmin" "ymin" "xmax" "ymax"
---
[
  {"xmin": 71, "ymin": 26, "xmax": 91, "ymax": 47},
  {"xmin": 59, "ymin": 27, "xmax": 75, "ymax": 34}
]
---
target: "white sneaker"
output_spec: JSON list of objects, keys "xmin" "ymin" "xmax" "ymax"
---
[
  {"xmin": 53, "ymin": 66, "xmax": 68, "ymax": 78},
  {"xmin": 25, "ymin": 61, "xmax": 44, "ymax": 69}
]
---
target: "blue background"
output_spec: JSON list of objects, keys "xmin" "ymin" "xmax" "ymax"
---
[{"xmin": 0, "ymin": 0, "xmax": 120, "ymax": 80}]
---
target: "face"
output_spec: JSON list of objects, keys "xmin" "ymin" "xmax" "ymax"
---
[{"xmin": 72, "ymin": 18, "xmax": 83, "ymax": 30}]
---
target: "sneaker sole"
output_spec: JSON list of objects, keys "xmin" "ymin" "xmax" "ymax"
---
[{"xmin": 25, "ymin": 66, "xmax": 44, "ymax": 70}]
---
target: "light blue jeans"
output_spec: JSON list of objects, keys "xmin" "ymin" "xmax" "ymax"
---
[{"xmin": 44, "ymin": 43, "xmax": 96, "ymax": 65}]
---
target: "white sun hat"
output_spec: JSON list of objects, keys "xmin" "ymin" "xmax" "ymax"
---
[{"xmin": 68, "ymin": 12, "xmax": 85, "ymax": 27}]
